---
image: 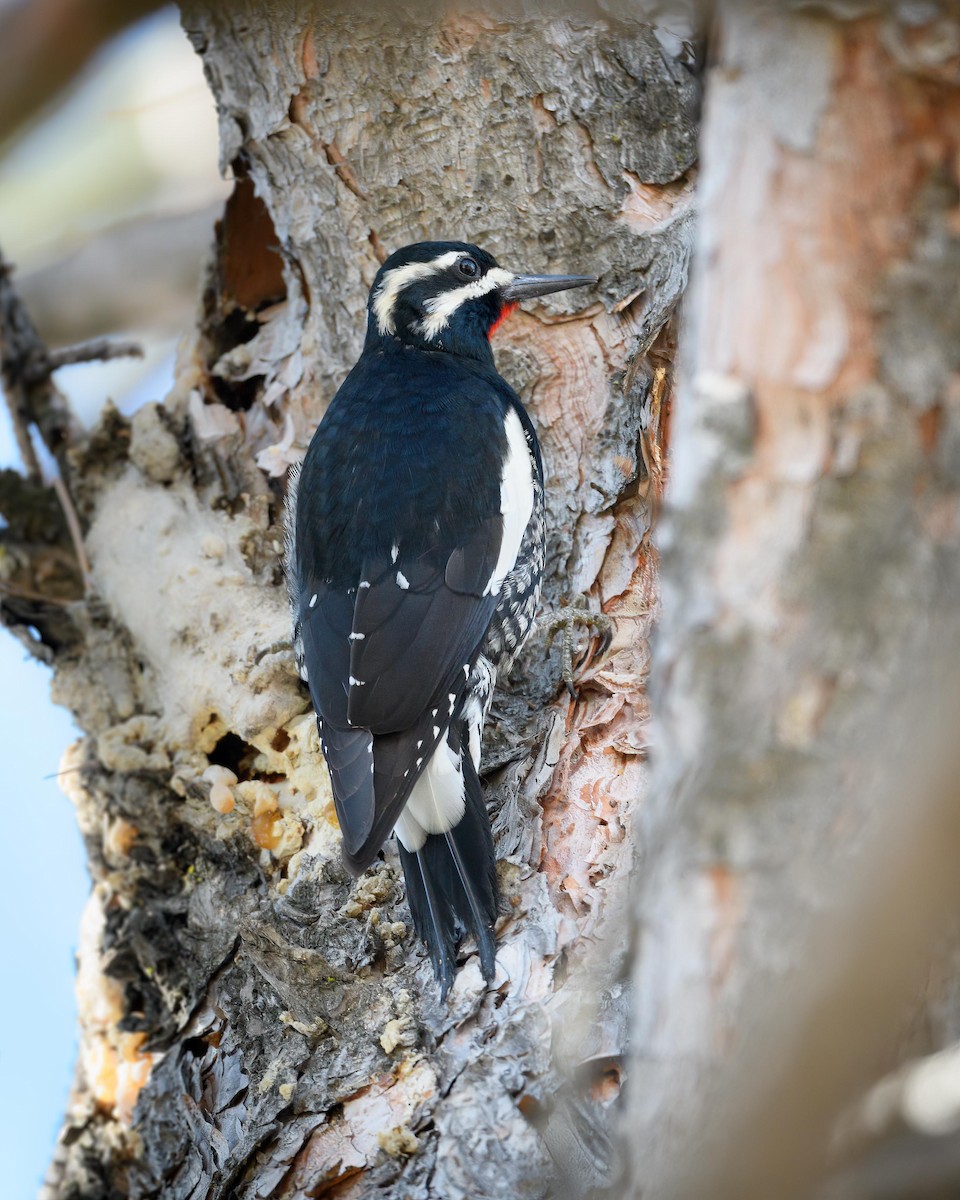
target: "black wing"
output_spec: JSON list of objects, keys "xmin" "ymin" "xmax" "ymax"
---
[{"xmin": 298, "ymin": 516, "xmax": 504, "ymax": 872}]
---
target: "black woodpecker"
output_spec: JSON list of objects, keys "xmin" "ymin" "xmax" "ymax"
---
[{"xmin": 286, "ymin": 240, "xmax": 595, "ymax": 995}]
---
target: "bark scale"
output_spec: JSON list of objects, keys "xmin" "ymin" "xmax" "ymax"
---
[{"xmin": 18, "ymin": 5, "xmax": 698, "ymax": 1197}]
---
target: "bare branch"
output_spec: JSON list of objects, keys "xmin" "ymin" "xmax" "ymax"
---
[
  {"xmin": 50, "ymin": 474, "xmax": 92, "ymax": 591},
  {"xmin": 45, "ymin": 337, "xmax": 144, "ymax": 372},
  {"xmin": 0, "ymin": 252, "xmax": 80, "ymax": 471},
  {"xmin": 0, "ymin": 250, "xmax": 91, "ymax": 598}
]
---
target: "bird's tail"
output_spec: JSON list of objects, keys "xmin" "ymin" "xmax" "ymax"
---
[{"xmin": 397, "ymin": 746, "xmax": 498, "ymax": 998}]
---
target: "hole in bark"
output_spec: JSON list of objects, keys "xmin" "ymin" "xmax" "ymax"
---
[
  {"xmin": 198, "ymin": 162, "xmax": 288, "ymax": 413},
  {"xmin": 210, "ymin": 371, "xmax": 263, "ymax": 413},
  {"xmin": 214, "ymin": 304, "xmax": 260, "ymax": 348},
  {"xmin": 183, "ymin": 1035, "xmax": 212, "ymax": 1059},
  {"xmin": 209, "ymin": 731, "xmax": 259, "ymax": 781},
  {"xmin": 217, "ymin": 170, "xmax": 286, "ymax": 312},
  {"xmin": 271, "ymin": 728, "xmax": 291, "ymax": 752},
  {"xmin": 117, "ymin": 986, "xmax": 148, "ymax": 1031}
]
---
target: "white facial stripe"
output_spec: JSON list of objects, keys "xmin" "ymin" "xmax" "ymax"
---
[
  {"xmin": 418, "ymin": 268, "xmax": 515, "ymax": 340},
  {"xmin": 372, "ymin": 250, "xmax": 462, "ymax": 335}
]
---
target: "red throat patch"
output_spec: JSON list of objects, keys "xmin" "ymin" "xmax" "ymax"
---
[{"xmin": 488, "ymin": 301, "xmax": 518, "ymax": 339}]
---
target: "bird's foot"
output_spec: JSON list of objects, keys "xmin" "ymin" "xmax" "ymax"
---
[
  {"xmin": 254, "ymin": 638, "xmax": 293, "ymax": 665},
  {"xmin": 541, "ymin": 595, "xmax": 613, "ymax": 699}
]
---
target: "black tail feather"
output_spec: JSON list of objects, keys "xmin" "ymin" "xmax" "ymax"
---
[
  {"xmin": 398, "ymin": 750, "xmax": 498, "ymax": 998},
  {"xmin": 412, "ymin": 849, "xmax": 456, "ymax": 991}
]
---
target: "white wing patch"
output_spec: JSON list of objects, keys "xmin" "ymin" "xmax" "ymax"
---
[
  {"xmin": 393, "ymin": 736, "xmax": 465, "ymax": 852},
  {"xmin": 463, "ymin": 690, "xmax": 485, "ymax": 770},
  {"xmin": 484, "ymin": 408, "xmax": 535, "ymax": 597},
  {"xmin": 418, "ymin": 268, "xmax": 515, "ymax": 340},
  {"xmin": 373, "ymin": 250, "xmax": 461, "ymax": 335}
]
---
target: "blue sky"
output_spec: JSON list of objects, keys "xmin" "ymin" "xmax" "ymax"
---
[
  {"xmin": 0, "ymin": 348, "xmax": 179, "ymax": 1198},
  {"xmin": 0, "ymin": 633, "xmax": 88, "ymax": 1196}
]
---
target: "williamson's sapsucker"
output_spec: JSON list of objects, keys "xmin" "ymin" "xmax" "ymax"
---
[{"xmin": 286, "ymin": 241, "xmax": 595, "ymax": 995}]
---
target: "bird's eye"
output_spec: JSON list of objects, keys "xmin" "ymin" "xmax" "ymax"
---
[{"xmin": 458, "ymin": 256, "xmax": 479, "ymax": 279}]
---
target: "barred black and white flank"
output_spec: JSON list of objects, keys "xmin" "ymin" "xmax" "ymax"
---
[{"xmin": 286, "ymin": 241, "xmax": 594, "ymax": 996}]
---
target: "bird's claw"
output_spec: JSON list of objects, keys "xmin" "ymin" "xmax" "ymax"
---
[
  {"xmin": 254, "ymin": 638, "xmax": 293, "ymax": 666},
  {"xmin": 541, "ymin": 595, "xmax": 613, "ymax": 699}
]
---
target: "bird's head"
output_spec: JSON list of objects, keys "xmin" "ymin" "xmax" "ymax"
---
[{"xmin": 365, "ymin": 240, "xmax": 595, "ymax": 360}]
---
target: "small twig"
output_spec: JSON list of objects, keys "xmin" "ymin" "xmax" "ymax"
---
[
  {"xmin": 44, "ymin": 337, "xmax": 144, "ymax": 373},
  {"xmin": 43, "ymin": 767, "xmax": 84, "ymax": 781},
  {"xmin": 0, "ymin": 579, "xmax": 73, "ymax": 606},
  {"xmin": 51, "ymin": 474, "xmax": 92, "ymax": 590},
  {"xmin": 7, "ymin": 390, "xmax": 42, "ymax": 481},
  {"xmin": 1, "ymin": 252, "xmax": 79, "ymax": 468},
  {"xmin": 0, "ymin": 248, "xmax": 95, "ymax": 598}
]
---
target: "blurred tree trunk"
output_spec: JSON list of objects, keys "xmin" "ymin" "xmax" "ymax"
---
[
  {"xmin": 13, "ymin": 4, "xmax": 698, "ymax": 1198},
  {"xmin": 627, "ymin": 5, "xmax": 960, "ymax": 1199}
]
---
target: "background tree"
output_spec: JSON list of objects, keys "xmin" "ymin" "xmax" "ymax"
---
[{"xmin": 627, "ymin": 5, "xmax": 960, "ymax": 1198}]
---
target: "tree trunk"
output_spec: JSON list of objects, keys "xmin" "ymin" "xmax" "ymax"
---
[
  {"xmin": 22, "ymin": 5, "xmax": 697, "ymax": 1198},
  {"xmin": 627, "ymin": 5, "xmax": 960, "ymax": 1198}
]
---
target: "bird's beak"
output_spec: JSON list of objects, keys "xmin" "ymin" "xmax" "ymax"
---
[{"xmin": 501, "ymin": 273, "xmax": 597, "ymax": 301}]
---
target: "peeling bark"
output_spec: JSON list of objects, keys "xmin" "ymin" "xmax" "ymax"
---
[
  {"xmin": 25, "ymin": 6, "xmax": 699, "ymax": 1198},
  {"xmin": 628, "ymin": 6, "xmax": 960, "ymax": 1197}
]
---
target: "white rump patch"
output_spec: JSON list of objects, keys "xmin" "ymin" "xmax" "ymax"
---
[
  {"xmin": 393, "ymin": 737, "xmax": 465, "ymax": 852},
  {"xmin": 484, "ymin": 407, "xmax": 535, "ymax": 597},
  {"xmin": 393, "ymin": 809, "xmax": 422, "ymax": 852},
  {"xmin": 417, "ymin": 268, "xmax": 514, "ymax": 340}
]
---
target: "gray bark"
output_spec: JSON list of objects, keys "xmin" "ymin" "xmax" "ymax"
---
[
  {"xmin": 17, "ymin": 5, "xmax": 698, "ymax": 1198},
  {"xmin": 627, "ymin": 5, "xmax": 960, "ymax": 1198}
]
